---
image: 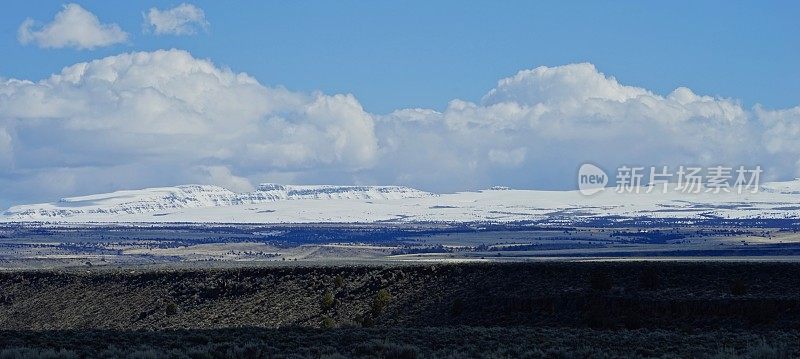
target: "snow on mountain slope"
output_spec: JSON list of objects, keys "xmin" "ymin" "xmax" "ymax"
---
[
  {"xmin": 2, "ymin": 184, "xmax": 433, "ymax": 220},
  {"xmin": 1, "ymin": 181, "xmax": 799, "ymax": 223}
]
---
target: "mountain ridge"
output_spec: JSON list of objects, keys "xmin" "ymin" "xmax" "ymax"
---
[
  {"xmin": 4, "ymin": 184, "xmax": 434, "ymax": 219},
  {"xmin": 3, "ymin": 181, "xmax": 800, "ymax": 223}
]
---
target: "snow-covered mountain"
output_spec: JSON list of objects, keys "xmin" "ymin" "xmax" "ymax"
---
[
  {"xmin": 2, "ymin": 184, "xmax": 433, "ymax": 220},
  {"xmin": 2, "ymin": 181, "xmax": 800, "ymax": 223}
]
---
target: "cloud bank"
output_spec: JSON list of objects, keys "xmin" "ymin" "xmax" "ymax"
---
[
  {"xmin": 1, "ymin": 50, "xmax": 798, "ymax": 206},
  {"xmin": 372, "ymin": 63, "xmax": 766, "ymax": 191},
  {"xmin": 17, "ymin": 4, "xmax": 128, "ymax": 49},
  {"xmin": 144, "ymin": 3, "xmax": 209, "ymax": 35},
  {"xmin": 0, "ymin": 50, "xmax": 376, "ymax": 205}
]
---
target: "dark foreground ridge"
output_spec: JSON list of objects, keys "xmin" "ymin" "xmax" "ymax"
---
[{"xmin": 1, "ymin": 262, "xmax": 800, "ymax": 357}]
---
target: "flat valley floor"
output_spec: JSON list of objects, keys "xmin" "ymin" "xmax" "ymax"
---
[{"xmin": 3, "ymin": 222, "xmax": 800, "ymax": 269}]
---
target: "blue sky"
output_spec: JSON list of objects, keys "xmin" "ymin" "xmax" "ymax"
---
[
  {"xmin": 2, "ymin": 1, "xmax": 798, "ymax": 113},
  {"xmin": 0, "ymin": 1, "xmax": 799, "ymax": 207}
]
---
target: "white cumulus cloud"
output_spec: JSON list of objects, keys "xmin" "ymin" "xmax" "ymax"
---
[
  {"xmin": 0, "ymin": 50, "xmax": 377, "ymax": 205},
  {"xmin": 369, "ymin": 63, "xmax": 762, "ymax": 190},
  {"xmin": 144, "ymin": 3, "xmax": 209, "ymax": 35},
  {"xmin": 17, "ymin": 3, "xmax": 128, "ymax": 49}
]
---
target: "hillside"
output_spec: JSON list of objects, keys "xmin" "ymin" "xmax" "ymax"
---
[
  {"xmin": 1, "ymin": 262, "xmax": 799, "ymax": 357},
  {"xmin": 2, "ymin": 262, "xmax": 800, "ymax": 331}
]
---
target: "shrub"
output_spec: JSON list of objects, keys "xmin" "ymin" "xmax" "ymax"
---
[
  {"xmin": 359, "ymin": 314, "xmax": 375, "ymax": 327},
  {"xmin": 165, "ymin": 302, "xmax": 178, "ymax": 316},
  {"xmin": 322, "ymin": 317, "xmax": 335, "ymax": 328},
  {"xmin": 321, "ymin": 290, "xmax": 335, "ymax": 310},
  {"xmin": 334, "ymin": 275, "xmax": 344, "ymax": 288},
  {"xmin": 372, "ymin": 289, "xmax": 392, "ymax": 314}
]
